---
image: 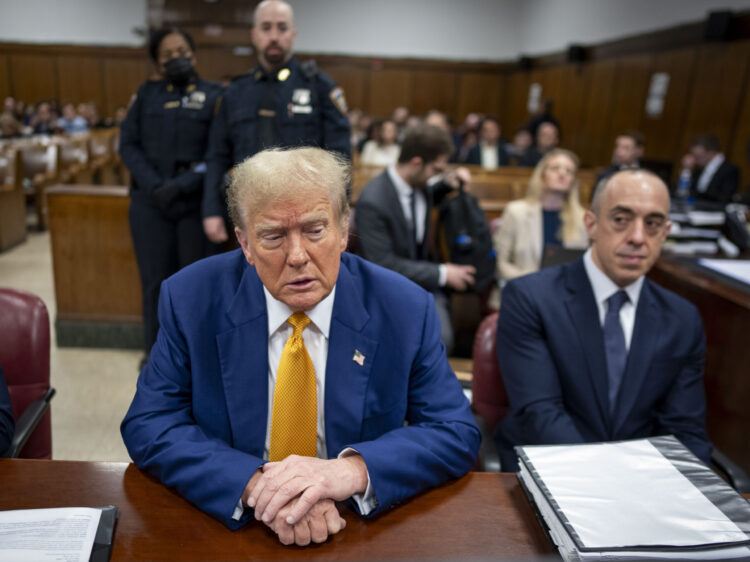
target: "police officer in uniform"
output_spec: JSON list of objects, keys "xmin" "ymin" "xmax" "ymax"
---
[
  {"xmin": 119, "ymin": 28, "xmax": 223, "ymax": 366},
  {"xmin": 202, "ymin": 0, "xmax": 351, "ymax": 244}
]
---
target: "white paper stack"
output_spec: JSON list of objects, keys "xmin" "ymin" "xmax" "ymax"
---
[{"xmin": 516, "ymin": 436, "xmax": 750, "ymax": 561}]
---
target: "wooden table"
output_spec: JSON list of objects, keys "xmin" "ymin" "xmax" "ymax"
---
[
  {"xmin": 649, "ymin": 254, "xmax": 750, "ymax": 475},
  {"xmin": 0, "ymin": 460, "xmax": 553, "ymax": 560}
]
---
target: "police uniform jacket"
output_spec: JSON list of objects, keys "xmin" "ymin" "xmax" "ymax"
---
[
  {"xmin": 203, "ymin": 56, "xmax": 351, "ymax": 218},
  {"xmin": 120, "ymin": 77, "xmax": 223, "ymax": 207}
]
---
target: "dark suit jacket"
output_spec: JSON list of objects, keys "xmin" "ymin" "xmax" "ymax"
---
[
  {"xmin": 466, "ymin": 143, "xmax": 510, "ymax": 167},
  {"xmin": 517, "ymin": 146, "xmax": 543, "ymax": 168},
  {"xmin": 690, "ymin": 160, "xmax": 739, "ymax": 205},
  {"xmin": 355, "ymin": 170, "xmax": 449, "ymax": 292},
  {"xmin": 121, "ymin": 250, "xmax": 479, "ymax": 528},
  {"xmin": 0, "ymin": 365, "xmax": 14, "ymax": 455},
  {"xmin": 494, "ymin": 258, "xmax": 712, "ymax": 471}
]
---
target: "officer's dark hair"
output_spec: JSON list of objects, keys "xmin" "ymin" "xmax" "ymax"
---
[
  {"xmin": 690, "ymin": 134, "xmax": 721, "ymax": 153},
  {"xmin": 148, "ymin": 27, "xmax": 196, "ymax": 63},
  {"xmin": 618, "ymin": 130, "xmax": 644, "ymax": 148},
  {"xmin": 398, "ymin": 124, "xmax": 454, "ymax": 165}
]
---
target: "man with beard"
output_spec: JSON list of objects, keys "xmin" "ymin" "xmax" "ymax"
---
[{"xmin": 202, "ymin": 0, "xmax": 351, "ymax": 246}]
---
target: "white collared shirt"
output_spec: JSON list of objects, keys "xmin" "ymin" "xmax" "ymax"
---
[
  {"xmin": 232, "ymin": 285, "xmax": 375, "ymax": 520},
  {"xmin": 582, "ymin": 248, "xmax": 644, "ymax": 350},
  {"xmin": 696, "ymin": 153, "xmax": 725, "ymax": 194},
  {"xmin": 387, "ymin": 164, "xmax": 447, "ymax": 286},
  {"xmin": 480, "ymin": 142, "xmax": 499, "ymax": 170}
]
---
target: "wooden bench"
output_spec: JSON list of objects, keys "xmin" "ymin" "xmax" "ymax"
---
[{"xmin": 0, "ymin": 148, "xmax": 27, "ymax": 252}]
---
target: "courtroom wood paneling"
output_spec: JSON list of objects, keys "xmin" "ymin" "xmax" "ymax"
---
[
  {"xmin": 456, "ymin": 72, "xmax": 504, "ymax": 124},
  {"xmin": 319, "ymin": 64, "xmax": 369, "ymax": 114},
  {"xmin": 367, "ymin": 68, "xmax": 412, "ymax": 119},
  {"xmin": 606, "ymin": 54, "xmax": 653, "ymax": 150},
  {"xmin": 578, "ymin": 59, "xmax": 617, "ymax": 167},
  {"xmin": 103, "ymin": 58, "xmax": 150, "ymax": 117},
  {"xmin": 681, "ymin": 41, "xmax": 750, "ymax": 155},
  {"xmin": 0, "ymin": 54, "xmax": 9, "ymax": 101},
  {"xmin": 195, "ymin": 47, "xmax": 253, "ymax": 81},
  {"xmin": 554, "ymin": 64, "xmax": 591, "ymax": 158},
  {"xmin": 57, "ymin": 56, "xmax": 105, "ymax": 109},
  {"xmin": 9, "ymin": 54, "xmax": 58, "ymax": 105},
  {"xmin": 409, "ymin": 69, "xmax": 458, "ymax": 119},
  {"xmin": 729, "ymin": 73, "xmax": 750, "ymax": 196},
  {"xmin": 639, "ymin": 48, "xmax": 697, "ymax": 163},
  {"xmin": 47, "ymin": 186, "xmax": 141, "ymax": 322},
  {"xmin": 504, "ymin": 71, "xmax": 532, "ymax": 136}
]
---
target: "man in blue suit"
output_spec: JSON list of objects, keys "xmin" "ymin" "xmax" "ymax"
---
[
  {"xmin": 495, "ymin": 169, "xmax": 712, "ymax": 471},
  {"xmin": 121, "ymin": 147, "xmax": 479, "ymax": 546}
]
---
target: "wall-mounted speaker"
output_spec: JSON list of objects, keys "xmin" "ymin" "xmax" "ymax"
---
[
  {"xmin": 518, "ymin": 56, "xmax": 532, "ymax": 70},
  {"xmin": 567, "ymin": 45, "xmax": 586, "ymax": 63},
  {"xmin": 705, "ymin": 11, "xmax": 733, "ymax": 41}
]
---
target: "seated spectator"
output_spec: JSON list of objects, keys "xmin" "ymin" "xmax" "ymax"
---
[
  {"xmin": 518, "ymin": 121, "xmax": 559, "ymax": 167},
  {"xmin": 356, "ymin": 116, "xmax": 375, "ymax": 153},
  {"xmin": 454, "ymin": 128, "xmax": 478, "ymax": 164},
  {"xmin": 494, "ymin": 148, "xmax": 587, "ymax": 283},
  {"xmin": 0, "ymin": 365, "xmax": 14, "ymax": 455},
  {"xmin": 506, "ymin": 127, "xmax": 532, "ymax": 164},
  {"xmin": 30, "ymin": 101, "xmax": 56, "ymax": 135},
  {"xmin": 360, "ymin": 119, "xmax": 400, "ymax": 166},
  {"xmin": 466, "ymin": 117, "xmax": 509, "ymax": 169},
  {"xmin": 685, "ymin": 134, "xmax": 739, "ymax": 205},
  {"xmin": 0, "ymin": 112, "xmax": 22, "ymax": 138},
  {"xmin": 524, "ymin": 98, "xmax": 560, "ymax": 141},
  {"xmin": 596, "ymin": 131, "xmax": 644, "ymax": 188},
  {"xmin": 424, "ymin": 110, "xmax": 451, "ymax": 134},
  {"xmin": 114, "ymin": 106, "xmax": 128, "ymax": 127},
  {"xmin": 84, "ymin": 102, "xmax": 113, "ymax": 129},
  {"xmin": 57, "ymin": 103, "xmax": 89, "ymax": 134},
  {"xmin": 392, "ymin": 106, "xmax": 409, "ymax": 141},
  {"xmin": 494, "ymin": 169, "xmax": 712, "ymax": 471}
]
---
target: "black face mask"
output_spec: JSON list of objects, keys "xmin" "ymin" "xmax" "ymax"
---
[{"xmin": 164, "ymin": 56, "xmax": 194, "ymax": 86}]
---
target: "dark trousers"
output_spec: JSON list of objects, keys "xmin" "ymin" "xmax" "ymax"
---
[{"xmin": 129, "ymin": 195, "xmax": 206, "ymax": 354}]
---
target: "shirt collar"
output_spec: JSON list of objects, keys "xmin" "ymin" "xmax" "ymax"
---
[
  {"xmin": 263, "ymin": 285, "xmax": 336, "ymax": 339},
  {"xmin": 582, "ymin": 248, "xmax": 644, "ymax": 310},
  {"xmin": 387, "ymin": 163, "xmax": 414, "ymax": 200},
  {"xmin": 704, "ymin": 153, "xmax": 725, "ymax": 173}
]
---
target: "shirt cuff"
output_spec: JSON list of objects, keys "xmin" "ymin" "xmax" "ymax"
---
[
  {"xmin": 232, "ymin": 499, "xmax": 245, "ymax": 521},
  {"xmin": 338, "ymin": 447, "xmax": 377, "ymax": 515},
  {"xmin": 438, "ymin": 264, "xmax": 447, "ymax": 287}
]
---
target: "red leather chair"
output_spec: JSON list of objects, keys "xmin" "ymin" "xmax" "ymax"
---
[
  {"xmin": 0, "ymin": 287, "xmax": 55, "ymax": 458},
  {"xmin": 471, "ymin": 312, "xmax": 508, "ymax": 471}
]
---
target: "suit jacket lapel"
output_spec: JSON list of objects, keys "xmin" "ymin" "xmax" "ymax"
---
[
  {"xmin": 381, "ymin": 173, "xmax": 416, "ymax": 259},
  {"xmin": 324, "ymin": 258, "xmax": 378, "ymax": 457},
  {"xmin": 216, "ymin": 263, "xmax": 269, "ymax": 457},
  {"xmin": 563, "ymin": 259, "xmax": 612, "ymax": 435},
  {"xmin": 612, "ymin": 280, "xmax": 660, "ymax": 435}
]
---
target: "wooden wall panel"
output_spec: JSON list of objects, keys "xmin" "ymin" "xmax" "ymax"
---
[
  {"xmin": 456, "ymin": 72, "xmax": 503, "ymax": 123},
  {"xmin": 639, "ymin": 48, "xmax": 696, "ymax": 163},
  {"xmin": 9, "ymin": 54, "xmax": 58, "ymax": 105},
  {"xmin": 606, "ymin": 54, "xmax": 653, "ymax": 156},
  {"xmin": 578, "ymin": 59, "xmax": 617, "ymax": 167},
  {"xmin": 729, "ymin": 80, "xmax": 750, "ymax": 196},
  {"xmin": 319, "ymin": 65, "xmax": 369, "ymax": 114},
  {"xmin": 681, "ymin": 42, "xmax": 750, "ymax": 154},
  {"xmin": 554, "ymin": 64, "xmax": 591, "ymax": 159},
  {"xmin": 409, "ymin": 69, "xmax": 457, "ymax": 120},
  {"xmin": 57, "ymin": 56, "xmax": 105, "ymax": 109},
  {"xmin": 195, "ymin": 48, "xmax": 252, "ymax": 81},
  {"xmin": 367, "ymin": 68, "xmax": 411, "ymax": 119},
  {"xmin": 0, "ymin": 54, "xmax": 9, "ymax": 101},
  {"xmin": 102, "ymin": 58, "xmax": 150, "ymax": 117},
  {"xmin": 504, "ymin": 71, "xmax": 531, "ymax": 136}
]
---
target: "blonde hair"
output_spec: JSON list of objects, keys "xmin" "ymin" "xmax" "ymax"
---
[
  {"xmin": 227, "ymin": 147, "xmax": 350, "ymax": 230},
  {"xmin": 524, "ymin": 148, "xmax": 585, "ymax": 243}
]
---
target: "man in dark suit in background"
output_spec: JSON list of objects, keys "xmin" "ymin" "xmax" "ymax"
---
[
  {"xmin": 495, "ymin": 169, "xmax": 712, "ymax": 471},
  {"xmin": 687, "ymin": 134, "xmax": 739, "ymax": 206},
  {"xmin": 354, "ymin": 125, "xmax": 476, "ymax": 354},
  {"xmin": 466, "ymin": 117, "xmax": 509, "ymax": 169},
  {"xmin": 595, "ymin": 131, "xmax": 644, "ymax": 187},
  {"xmin": 0, "ymin": 365, "xmax": 15, "ymax": 455}
]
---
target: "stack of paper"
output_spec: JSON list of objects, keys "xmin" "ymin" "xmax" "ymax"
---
[{"xmin": 516, "ymin": 436, "xmax": 750, "ymax": 560}]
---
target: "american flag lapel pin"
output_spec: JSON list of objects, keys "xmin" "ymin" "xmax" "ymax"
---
[{"xmin": 352, "ymin": 349, "xmax": 365, "ymax": 366}]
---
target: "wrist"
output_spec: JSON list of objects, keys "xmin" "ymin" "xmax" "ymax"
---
[{"xmin": 340, "ymin": 454, "xmax": 368, "ymax": 495}]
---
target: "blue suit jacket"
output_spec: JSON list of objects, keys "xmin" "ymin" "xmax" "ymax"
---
[
  {"xmin": 121, "ymin": 250, "xmax": 479, "ymax": 529},
  {"xmin": 0, "ymin": 365, "xmax": 14, "ymax": 455},
  {"xmin": 494, "ymin": 258, "xmax": 712, "ymax": 471}
]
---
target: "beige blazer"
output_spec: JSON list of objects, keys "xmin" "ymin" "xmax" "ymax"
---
[{"xmin": 494, "ymin": 199, "xmax": 588, "ymax": 282}]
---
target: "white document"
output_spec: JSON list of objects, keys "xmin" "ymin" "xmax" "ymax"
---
[
  {"xmin": 698, "ymin": 259, "xmax": 750, "ymax": 286},
  {"xmin": 0, "ymin": 507, "xmax": 101, "ymax": 562},
  {"xmin": 688, "ymin": 211, "xmax": 725, "ymax": 226}
]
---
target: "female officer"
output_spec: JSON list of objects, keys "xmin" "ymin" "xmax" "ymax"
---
[{"xmin": 120, "ymin": 28, "xmax": 222, "ymax": 367}]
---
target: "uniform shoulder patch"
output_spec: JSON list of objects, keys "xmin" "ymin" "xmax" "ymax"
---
[{"xmin": 329, "ymin": 87, "xmax": 348, "ymax": 116}]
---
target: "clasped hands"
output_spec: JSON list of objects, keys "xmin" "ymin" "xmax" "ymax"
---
[{"xmin": 242, "ymin": 454, "xmax": 368, "ymax": 546}]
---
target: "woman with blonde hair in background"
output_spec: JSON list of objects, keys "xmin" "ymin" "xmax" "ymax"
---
[{"xmin": 494, "ymin": 148, "xmax": 588, "ymax": 285}]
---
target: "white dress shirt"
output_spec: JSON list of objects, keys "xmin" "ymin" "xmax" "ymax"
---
[
  {"xmin": 387, "ymin": 164, "xmax": 447, "ymax": 286},
  {"xmin": 582, "ymin": 249, "xmax": 644, "ymax": 351},
  {"xmin": 480, "ymin": 143, "xmax": 499, "ymax": 170},
  {"xmin": 232, "ymin": 286, "xmax": 375, "ymax": 520},
  {"xmin": 696, "ymin": 153, "xmax": 725, "ymax": 194}
]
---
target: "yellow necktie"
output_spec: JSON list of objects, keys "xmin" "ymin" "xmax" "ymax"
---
[{"xmin": 269, "ymin": 312, "xmax": 317, "ymax": 461}]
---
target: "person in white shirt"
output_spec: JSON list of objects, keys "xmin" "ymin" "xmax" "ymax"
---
[
  {"xmin": 360, "ymin": 119, "xmax": 400, "ymax": 166},
  {"xmin": 686, "ymin": 134, "xmax": 739, "ymax": 205}
]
